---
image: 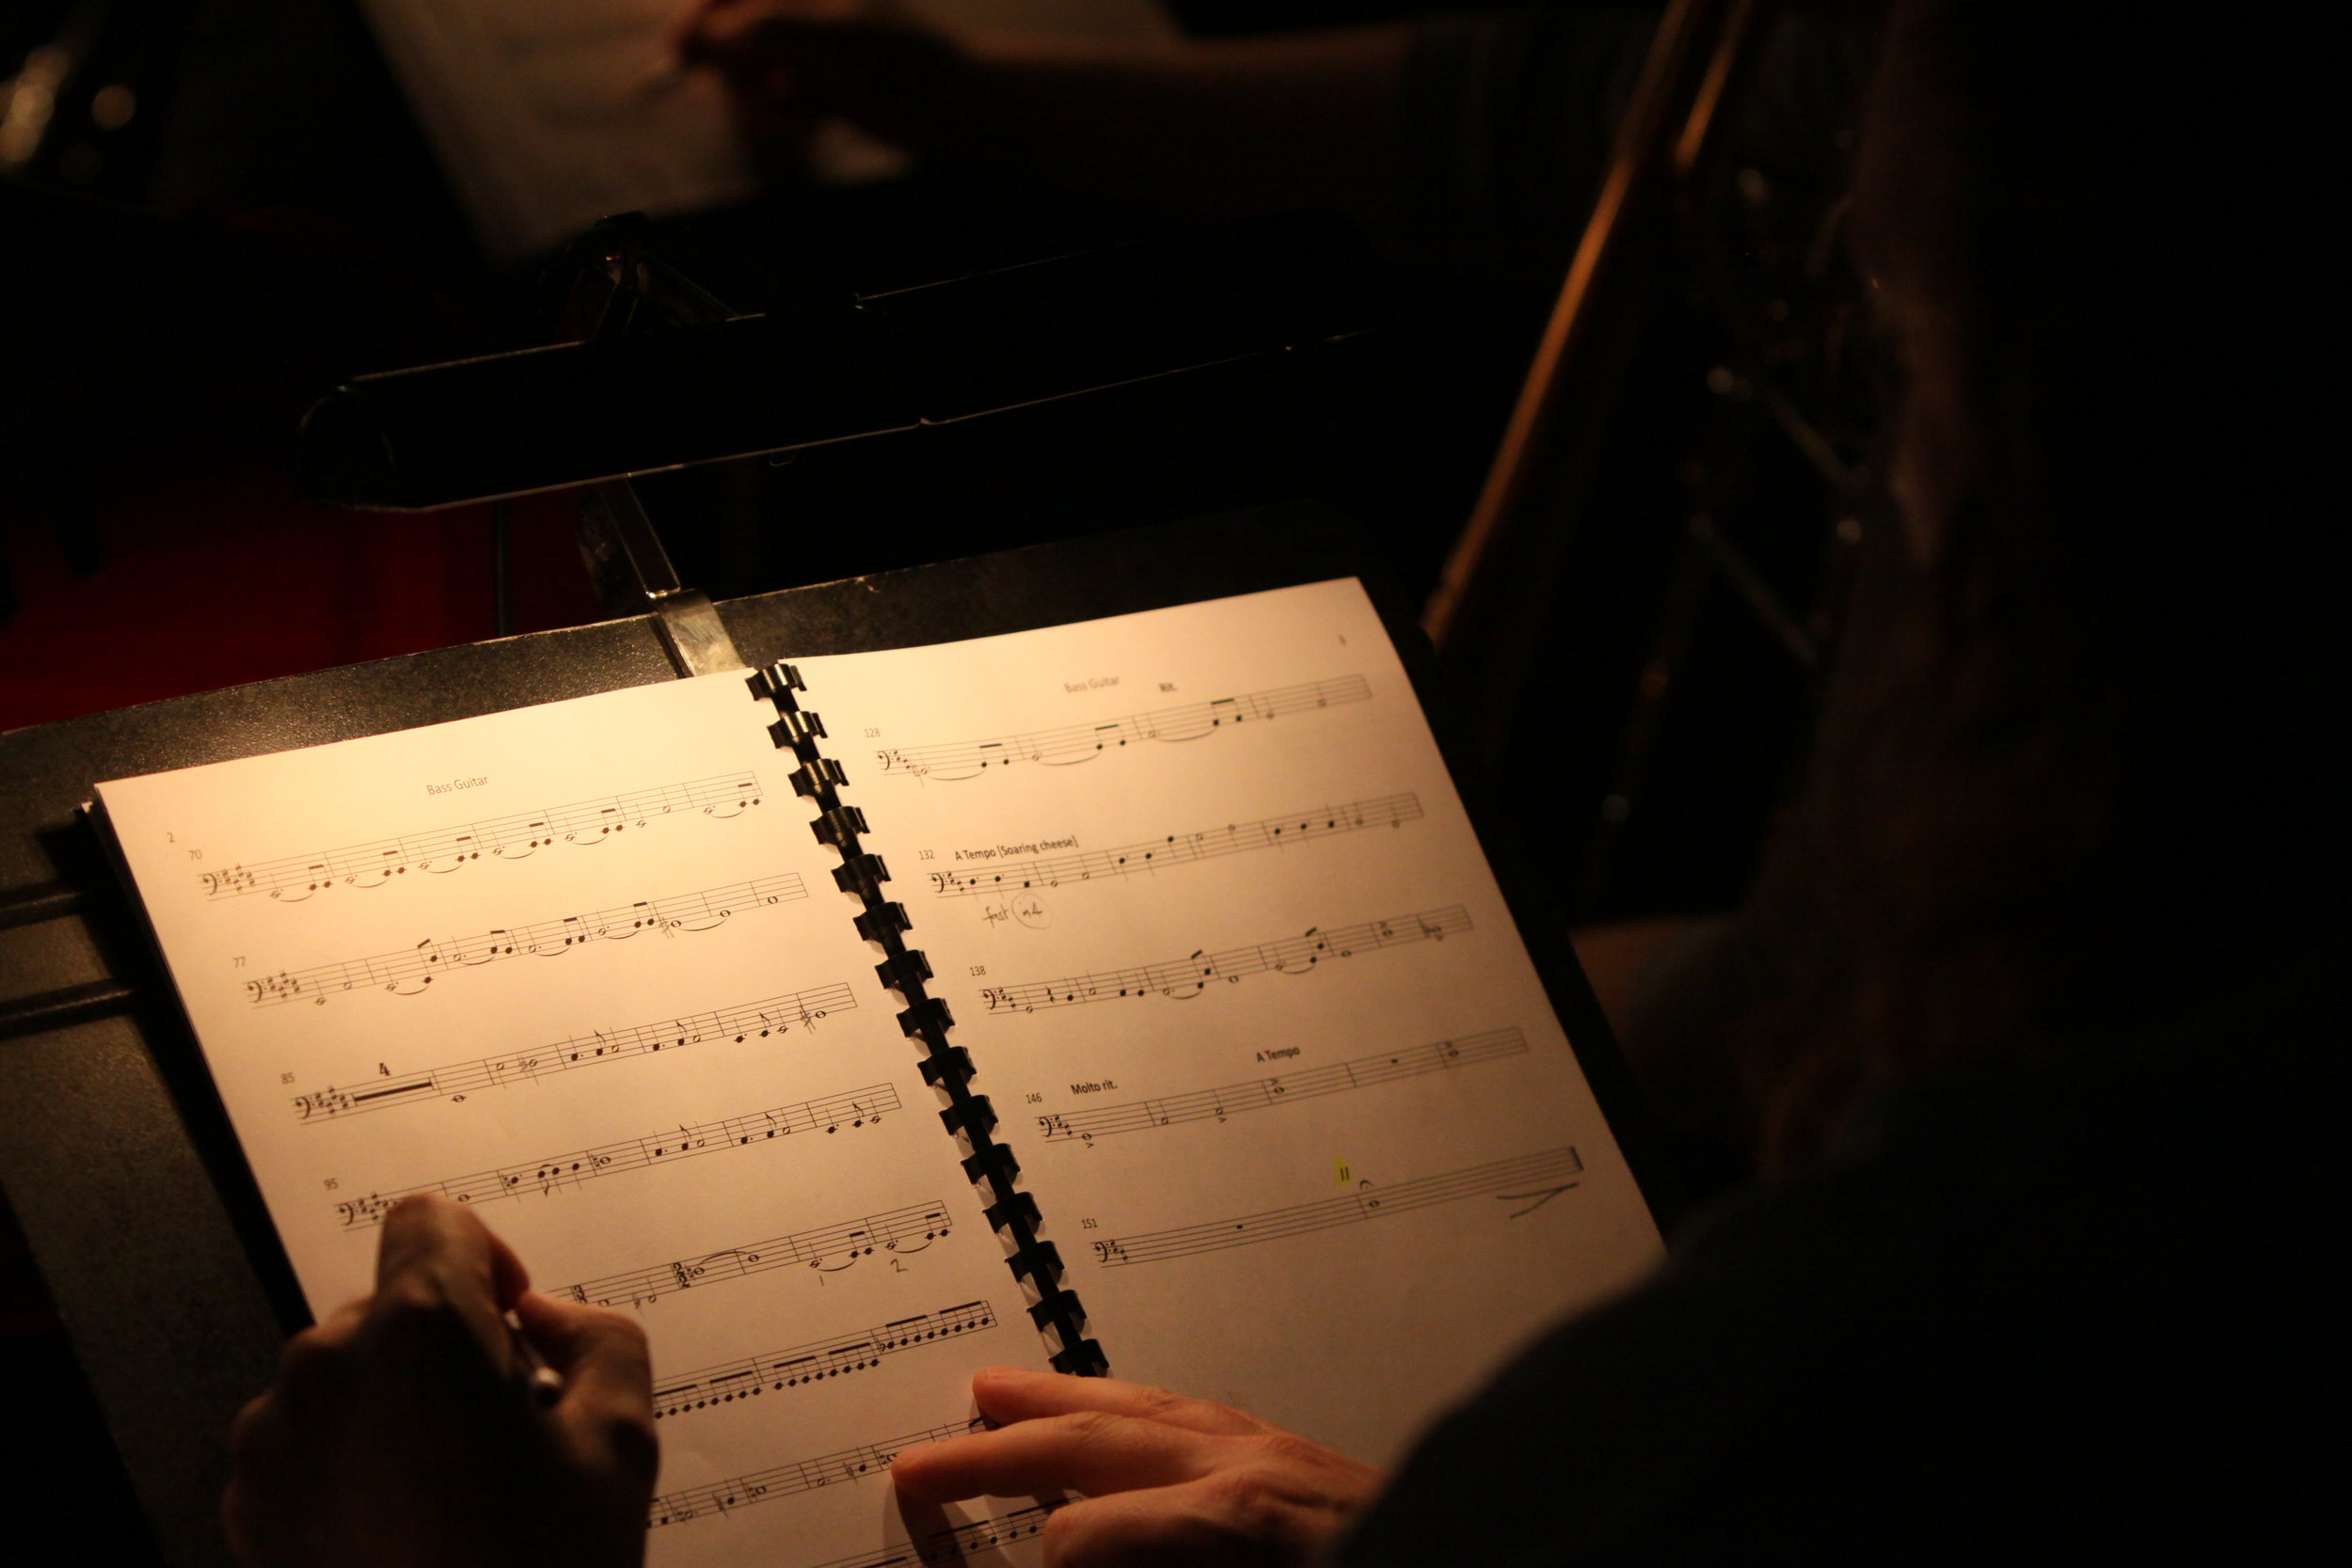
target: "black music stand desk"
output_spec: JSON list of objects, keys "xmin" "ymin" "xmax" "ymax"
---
[{"xmin": 0, "ymin": 507, "xmax": 1654, "ymax": 1566}]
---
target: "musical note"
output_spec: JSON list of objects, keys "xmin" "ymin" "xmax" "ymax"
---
[
  {"xmin": 199, "ymin": 772, "xmax": 764, "ymax": 901},
  {"xmin": 557, "ymin": 1200, "xmax": 955, "ymax": 1310},
  {"xmin": 333, "ymin": 1084, "xmax": 899, "ymax": 1227},
  {"xmin": 649, "ymin": 1300, "xmax": 997, "ymax": 1420},
  {"xmin": 244, "ymin": 873, "xmax": 805, "ymax": 1008},
  {"xmin": 979, "ymin": 905, "xmax": 1472, "ymax": 1014},
  {"xmin": 647, "ymin": 1417, "xmax": 982, "ymax": 1528},
  {"xmin": 874, "ymin": 674, "xmax": 1373, "ymax": 780},
  {"xmin": 657, "ymin": 1500, "xmax": 1060, "ymax": 1562},
  {"xmin": 1089, "ymin": 1147, "xmax": 1583, "ymax": 1268},
  {"xmin": 1038, "ymin": 1027, "xmax": 1527, "ymax": 1142},
  {"xmin": 816, "ymin": 1506, "xmax": 1059, "ymax": 1568},
  {"xmin": 289, "ymin": 981, "xmax": 853, "ymax": 1122},
  {"xmin": 930, "ymin": 792, "xmax": 1425, "ymax": 900},
  {"xmin": 831, "ymin": 1505, "xmax": 1056, "ymax": 1567}
]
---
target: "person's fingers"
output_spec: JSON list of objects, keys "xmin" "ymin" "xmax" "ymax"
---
[
  {"xmin": 226, "ymin": 1391, "xmax": 275, "ymax": 1469},
  {"xmin": 513, "ymin": 1291, "xmax": 654, "ymax": 1413},
  {"xmin": 269, "ymin": 1298, "xmax": 366, "ymax": 1406},
  {"xmin": 892, "ymin": 1410, "xmax": 1227, "ymax": 1504},
  {"xmin": 1041, "ymin": 1472, "xmax": 1338, "ymax": 1568},
  {"xmin": 224, "ymin": 1387, "xmax": 324, "ymax": 1563},
  {"xmin": 221, "ymin": 1462, "xmax": 268, "ymax": 1565},
  {"xmin": 667, "ymin": 0, "xmax": 736, "ymax": 52},
  {"xmin": 372, "ymin": 1196, "xmax": 511, "ymax": 1370},
  {"xmin": 675, "ymin": 0, "xmax": 755, "ymax": 63},
  {"xmin": 971, "ymin": 1366, "xmax": 1271, "ymax": 1438},
  {"xmin": 513, "ymin": 1291, "xmax": 660, "ymax": 1490},
  {"xmin": 290, "ymin": 1295, "xmax": 368, "ymax": 1358},
  {"xmin": 485, "ymin": 1225, "xmax": 531, "ymax": 1312},
  {"xmin": 680, "ymin": 0, "xmax": 851, "ymax": 66},
  {"xmin": 375, "ymin": 1194, "xmax": 498, "ymax": 1295}
]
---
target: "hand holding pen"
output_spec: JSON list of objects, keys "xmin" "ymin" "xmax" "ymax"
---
[
  {"xmin": 657, "ymin": 0, "xmax": 977, "ymax": 152},
  {"xmin": 225, "ymin": 1196, "xmax": 656, "ymax": 1568}
]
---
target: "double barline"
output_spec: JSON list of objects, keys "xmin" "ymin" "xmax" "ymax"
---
[
  {"xmin": 199, "ymin": 772, "xmax": 762, "ymax": 900},
  {"xmin": 1089, "ymin": 1147, "xmax": 1585, "ymax": 1268},
  {"xmin": 558, "ymin": 1200, "xmax": 954, "ymax": 1310},
  {"xmin": 334, "ymin": 1083, "xmax": 900, "ymax": 1228},
  {"xmin": 875, "ymin": 674, "xmax": 1373, "ymax": 779},
  {"xmin": 290, "ymin": 980, "xmax": 857, "ymax": 1122},
  {"xmin": 979, "ymin": 905, "xmax": 1472, "ymax": 1013},
  {"xmin": 245, "ymin": 872, "xmax": 805, "ymax": 1007},
  {"xmin": 1038, "ymin": 1027, "xmax": 1527, "ymax": 1142},
  {"xmin": 928, "ymin": 792, "xmax": 1424, "ymax": 898}
]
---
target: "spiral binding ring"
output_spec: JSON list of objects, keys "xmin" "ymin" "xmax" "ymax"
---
[{"xmin": 749, "ymin": 661, "xmax": 1106, "ymax": 1376}]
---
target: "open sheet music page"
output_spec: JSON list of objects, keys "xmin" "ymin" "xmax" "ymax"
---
[
  {"xmin": 355, "ymin": 0, "xmax": 754, "ymax": 265},
  {"xmin": 96, "ymin": 575, "xmax": 1661, "ymax": 1561},
  {"xmin": 795, "ymin": 578, "xmax": 1665, "ymax": 1467},
  {"xmin": 96, "ymin": 674, "xmax": 1053, "ymax": 1568},
  {"xmin": 354, "ymin": 0, "xmax": 1174, "ymax": 263}
]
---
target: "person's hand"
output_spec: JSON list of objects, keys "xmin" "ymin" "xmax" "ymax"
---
[
  {"xmin": 224, "ymin": 1196, "xmax": 658, "ymax": 1568},
  {"xmin": 668, "ymin": 3, "xmax": 1409, "ymax": 230},
  {"xmin": 891, "ymin": 1366, "xmax": 1382, "ymax": 1567},
  {"xmin": 671, "ymin": 0, "xmax": 979, "ymax": 154}
]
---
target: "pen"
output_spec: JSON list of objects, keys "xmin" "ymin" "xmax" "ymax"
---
[{"xmin": 505, "ymin": 1309, "xmax": 564, "ymax": 1405}]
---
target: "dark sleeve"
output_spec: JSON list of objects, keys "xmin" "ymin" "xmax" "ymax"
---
[{"xmin": 1330, "ymin": 1014, "xmax": 2335, "ymax": 1565}]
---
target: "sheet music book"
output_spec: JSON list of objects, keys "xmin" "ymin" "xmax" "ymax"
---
[
  {"xmin": 355, "ymin": 0, "xmax": 1176, "ymax": 263},
  {"xmin": 93, "ymin": 578, "xmax": 1661, "ymax": 1567}
]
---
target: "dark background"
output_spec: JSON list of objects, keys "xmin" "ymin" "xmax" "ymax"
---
[{"xmin": 1, "ymin": 3, "xmax": 1868, "ymax": 1560}]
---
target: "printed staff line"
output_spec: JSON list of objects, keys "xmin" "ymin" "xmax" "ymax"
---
[
  {"xmin": 875, "ymin": 673, "xmax": 1373, "ymax": 780},
  {"xmin": 651, "ymin": 1300, "xmax": 998, "ymax": 1420},
  {"xmin": 334, "ymin": 1084, "xmax": 901, "ymax": 1229},
  {"xmin": 1038, "ymin": 1027, "xmax": 1529, "ymax": 1143},
  {"xmin": 559, "ymin": 1200, "xmax": 955, "ymax": 1311},
  {"xmin": 784, "ymin": 1505, "xmax": 1059, "ymax": 1568},
  {"xmin": 1089, "ymin": 1146, "xmax": 1585, "ymax": 1268},
  {"xmin": 648, "ymin": 1418, "xmax": 981, "ymax": 1528},
  {"xmin": 244, "ymin": 872, "xmax": 806, "ymax": 1007},
  {"xmin": 290, "ymin": 982, "xmax": 857, "ymax": 1122},
  {"xmin": 929, "ymin": 792, "xmax": 1425, "ymax": 899},
  {"xmin": 979, "ymin": 905, "xmax": 1472, "ymax": 1014},
  {"xmin": 199, "ymin": 772, "xmax": 764, "ymax": 901}
]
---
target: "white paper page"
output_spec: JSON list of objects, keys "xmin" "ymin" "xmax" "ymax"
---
[
  {"xmin": 97, "ymin": 673, "xmax": 1051, "ymax": 1568},
  {"xmin": 357, "ymin": 0, "xmax": 755, "ymax": 264},
  {"xmin": 356, "ymin": 0, "xmax": 1174, "ymax": 262},
  {"xmin": 790, "ymin": 580, "xmax": 1666, "ymax": 1468}
]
